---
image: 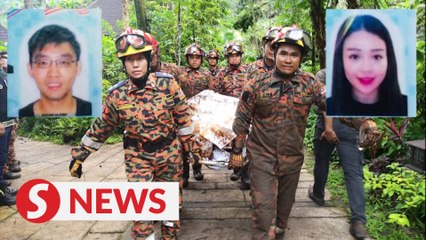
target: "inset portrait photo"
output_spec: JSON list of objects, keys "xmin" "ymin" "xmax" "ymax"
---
[
  {"xmin": 325, "ymin": 9, "xmax": 416, "ymax": 117},
  {"xmin": 7, "ymin": 9, "xmax": 102, "ymax": 117}
]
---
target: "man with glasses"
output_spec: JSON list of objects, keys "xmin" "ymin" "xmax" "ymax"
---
[
  {"xmin": 69, "ymin": 28, "xmax": 201, "ymax": 240},
  {"xmin": 19, "ymin": 24, "xmax": 92, "ymax": 117},
  {"xmin": 231, "ymin": 26, "xmax": 327, "ymax": 239}
]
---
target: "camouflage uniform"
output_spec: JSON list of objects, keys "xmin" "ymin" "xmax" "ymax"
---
[
  {"xmin": 246, "ymin": 59, "xmax": 274, "ymax": 78},
  {"xmin": 159, "ymin": 62, "xmax": 180, "ymax": 79},
  {"xmin": 175, "ymin": 67, "xmax": 214, "ymax": 98},
  {"xmin": 213, "ymin": 65, "xmax": 248, "ymax": 98},
  {"xmin": 5, "ymin": 123, "xmax": 18, "ymax": 172},
  {"xmin": 77, "ymin": 72, "xmax": 196, "ymax": 240},
  {"xmin": 233, "ymin": 69, "xmax": 326, "ymax": 239},
  {"xmin": 208, "ymin": 65, "xmax": 222, "ymax": 77}
]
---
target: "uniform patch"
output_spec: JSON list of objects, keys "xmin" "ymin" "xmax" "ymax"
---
[
  {"xmin": 108, "ymin": 80, "xmax": 125, "ymax": 94},
  {"xmin": 155, "ymin": 72, "xmax": 173, "ymax": 79},
  {"xmin": 117, "ymin": 103, "xmax": 136, "ymax": 110}
]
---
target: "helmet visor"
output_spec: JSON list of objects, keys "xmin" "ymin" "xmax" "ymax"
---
[
  {"xmin": 285, "ymin": 29, "xmax": 312, "ymax": 49},
  {"xmin": 265, "ymin": 27, "xmax": 282, "ymax": 41},
  {"xmin": 226, "ymin": 45, "xmax": 242, "ymax": 54},
  {"xmin": 115, "ymin": 34, "xmax": 147, "ymax": 53}
]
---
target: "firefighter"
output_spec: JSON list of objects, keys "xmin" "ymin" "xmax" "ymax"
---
[
  {"xmin": 210, "ymin": 41, "xmax": 249, "ymax": 184},
  {"xmin": 231, "ymin": 26, "xmax": 326, "ymax": 239},
  {"xmin": 69, "ymin": 28, "xmax": 201, "ymax": 240},
  {"xmin": 176, "ymin": 43, "xmax": 216, "ymax": 187},
  {"xmin": 146, "ymin": 32, "xmax": 179, "ymax": 77},
  {"xmin": 206, "ymin": 49, "xmax": 221, "ymax": 76},
  {"xmin": 246, "ymin": 26, "xmax": 282, "ymax": 77}
]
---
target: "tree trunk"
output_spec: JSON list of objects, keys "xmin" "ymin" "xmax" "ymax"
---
[
  {"xmin": 176, "ymin": 0, "xmax": 182, "ymax": 66},
  {"xmin": 310, "ymin": 0, "xmax": 326, "ymax": 69},
  {"xmin": 347, "ymin": 0, "xmax": 359, "ymax": 9},
  {"xmin": 134, "ymin": 0, "xmax": 149, "ymax": 32},
  {"xmin": 122, "ymin": 0, "xmax": 130, "ymax": 29}
]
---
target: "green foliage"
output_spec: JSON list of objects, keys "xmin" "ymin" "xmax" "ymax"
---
[{"xmin": 364, "ymin": 163, "xmax": 425, "ymax": 231}]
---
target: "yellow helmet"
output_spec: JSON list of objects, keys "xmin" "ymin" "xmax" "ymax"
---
[{"xmin": 115, "ymin": 28, "xmax": 153, "ymax": 58}]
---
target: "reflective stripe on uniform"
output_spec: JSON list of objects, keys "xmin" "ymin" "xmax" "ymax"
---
[
  {"xmin": 177, "ymin": 125, "xmax": 193, "ymax": 136},
  {"xmin": 82, "ymin": 135, "xmax": 102, "ymax": 150},
  {"xmin": 162, "ymin": 221, "xmax": 174, "ymax": 227}
]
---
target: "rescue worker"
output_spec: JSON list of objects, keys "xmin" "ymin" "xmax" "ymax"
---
[
  {"xmin": 212, "ymin": 41, "xmax": 249, "ymax": 183},
  {"xmin": 231, "ymin": 26, "xmax": 326, "ymax": 240},
  {"xmin": 175, "ymin": 43, "xmax": 216, "ymax": 187},
  {"xmin": 206, "ymin": 49, "xmax": 221, "ymax": 76},
  {"xmin": 146, "ymin": 32, "xmax": 180, "ymax": 77},
  {"xmin": 69, "ymin": 28, "xmax": 202, "ymax": 240},
  {"xmin": 246, "ymin": 26, "xmax": 281, "ymax": 77},
  {"xmin": 309, "ymin": 68, "xmax": 381, "ymax": 239}
]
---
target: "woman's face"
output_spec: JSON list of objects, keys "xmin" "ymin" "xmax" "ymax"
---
[{"xmin": 342, "ymin": 30, "xmax": 388, "ymax": 103}]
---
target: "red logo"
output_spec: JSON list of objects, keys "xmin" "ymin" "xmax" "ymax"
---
[{"xmin": 16, "ymin": 179, "xmax": 60, "ymax": 223}]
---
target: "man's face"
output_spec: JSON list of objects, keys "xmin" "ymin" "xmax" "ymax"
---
[
  {"xmin": 28, "ymin": 42, "xmax": 81, "ymax": 102},
  {"xmin": 151, "ymin": 51, "xmax": 159, "ymax": 70},
  {"xmin": 208, "ymin": 57, "xmax": 218, "ymax": 67},
  {"xmin": 188, "ymin": 55, "xmax": 202, "ymax": 69},
  {"xmin": 264, "ymin": 41, "xmax": 274, "ymax": 62},
  {"xmin": 227, "ymin": 53, "xmax": 241, "ymax": 66},
  {"xmin": 124, "ymin": 52, "xmax": 148, "ymax": 79},
  {"xmin": 275, "ymin": 44, "xmax": 302, "ymax": 75}
]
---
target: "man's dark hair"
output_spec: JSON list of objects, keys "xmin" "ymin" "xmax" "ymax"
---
[
  {"xmin": 0, "ymin": 51, "xmax": 7, "ymax": 58},
  {"xmin": 28, "ymin": 24, "xmax": 81, "ymax": 62}
]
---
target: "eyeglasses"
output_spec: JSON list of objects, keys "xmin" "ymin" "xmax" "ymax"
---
[
  {"xmin": 115, "ymin": 34, "xmax": 147, "ymax": 53},
  {"xmin": 32, "ymin": 58, "xmax": 77, "ymax": 69}
]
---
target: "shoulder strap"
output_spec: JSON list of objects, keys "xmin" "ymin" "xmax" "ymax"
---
[
  {"xmin": 107, "ymin": 80, "xmax": 126, "ymax": 94},
  {"xmin": 155, "ymin": 72, "xmax": 173, "ymax": 79}
]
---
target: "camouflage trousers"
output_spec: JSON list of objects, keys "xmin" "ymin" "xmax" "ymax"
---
[
  {"xmin": 3, "ymin": 123, "xmax": 18, "ymax": 173},
  {"xmin": 249, "ymin": 164, "xmax": 301, "ymax": 240},
  {"xmin": 125, "ymin": 139, "xmax": 183, "ymax": 240}
]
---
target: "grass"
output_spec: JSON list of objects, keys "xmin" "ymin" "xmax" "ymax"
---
[{"xmin": 305, "ymin": 152, "xmax": 425, "ymax": 240}]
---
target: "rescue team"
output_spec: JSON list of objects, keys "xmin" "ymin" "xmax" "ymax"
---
[{"xmin": 63, "ymin": 26, "xmax": 376, "ymax": 239}]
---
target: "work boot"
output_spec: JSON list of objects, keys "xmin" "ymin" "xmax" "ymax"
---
[
  {"xmin": 192, "ymin": 163, "xmax": 204, "ymax": 181},
  {"xmin": 193, "ymin": 170, "xmax": 204, "ymax": 181},
  {"xmin": 350, "ymin": 220, "xmax": 368, "ymax": 239},
  {"xmin": 9, "ymin": 162, "xmax": 21, "ymax": 173},
  {"xmin": 230, "ymin": 169, "xmax": 240, "ymax": 181},
  {"xmin": 3, "ymin": 171, "xmax": 21, "ymax": 180},
  {"xmin": 308, "ymin": 186, "xmax": 325, "ymax": 206},
  {"xmin": 0, "ymin": 192, "xmax": 16, "ymax": 206},
  {"xmin": 182, "ymin": 161, "xmax": 190, "ymax": 189},
  {"xmin": 0, "ymin": 181, "xmax": 17, "ymax": 195},
  {"xmin": 4, "ymin": 180, "xmax": 11, "ymax": 186},
  {"xmin": 275, "ymin": 226, "xmax": 286, "ymax": 240}
]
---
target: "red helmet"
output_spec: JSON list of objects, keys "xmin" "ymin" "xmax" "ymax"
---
[
  {"xmin": 144, "ymin": 32, "xmax": 159, "ymax": 53},
  {"xmin": 223, "ymin": 41, "xmax": 244, "ymax": 57},
  {"xmin": 184, "ymin": 43, "xmax": 205, "ymax": 57},
  {"xmin": 115, "ymin": 28, "xmax": 153, "ymax": 58}
]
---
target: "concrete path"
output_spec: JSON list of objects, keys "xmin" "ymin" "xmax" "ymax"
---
[{"xmin": 0, "ymin": 137, "xmax": 364, "ymax": 240}]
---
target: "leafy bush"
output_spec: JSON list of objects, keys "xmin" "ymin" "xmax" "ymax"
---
[{"xmin": 364, "ymin": 163, "xmax": 425, "ymax": 230}]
